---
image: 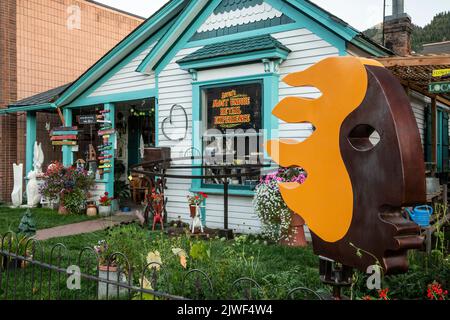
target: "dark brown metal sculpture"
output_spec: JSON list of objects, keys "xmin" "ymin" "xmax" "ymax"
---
[
  {"xmin": 312, "ymin": 63, "xmax": 426, "ymax": 274},
  {"xmin": 267, "ymin": 57, "xmax": 425, "ymax": 275}
]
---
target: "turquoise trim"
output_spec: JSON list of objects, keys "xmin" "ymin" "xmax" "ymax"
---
[
  {"xmin": 153, "ymin": 0, "xmax": 224, "ymax": 74},
  {"xmin": 137, "ymin": 0, "xmax": 212, "ymax": 73},
  {"xmin": 62, "ymin": 109, "xmax": 73, "ymax": 166},
  {"xmin": 185, "ymin": 23, "xmax": 302, "ymax": 48},
  {"xmin": 52, "ymin": 131, "xmax": 78, "ymax": 136},
  {"xmin": 266, "ymin": 0, "xmax": 347, "ymax": 55},
  {"xmin": 67, "ymin": 89, "xmax": 157, "ymax": 108},
  {"xmin": 350, "ymin": 36, "xmax": 392, "ymax": 57},
  {"xmin": 25, "ymin": 111, "xmax": 37, "ymax": 175},
  {"xmin": 104, "ymin": 103, "xmax": 115, "ymax": 196},
  {"xmin": 191, "ymin": 73, "xmax": 278, "ymax": 193},
  {"xmin": 177, "ymin": 48, "xmax": 290, "ymax": 70},
  {"xmin": 0, "ymin": 103, "xmax": 55, "ymax": 114},
  {"xmin": 69, "ymin": 26, "xmax": 170, "ymax": 108},
  {"xmin": 54, "ymin": 0, "xmax": 185, "ymax": 107}
]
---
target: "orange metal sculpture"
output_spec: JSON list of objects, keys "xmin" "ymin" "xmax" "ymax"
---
[{"xmin": 267, "ymin": 56, "xmax": 425, "ymax": 274}]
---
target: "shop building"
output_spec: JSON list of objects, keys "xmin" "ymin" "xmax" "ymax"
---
[{"xmin": 1, "ymin": 0, "xmax": 449, "ymax": 234}]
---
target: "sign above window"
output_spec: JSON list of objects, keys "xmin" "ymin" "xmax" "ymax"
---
[{"xmin": 204, "ymin": 82, "xmax": 262, "ymax": 133}]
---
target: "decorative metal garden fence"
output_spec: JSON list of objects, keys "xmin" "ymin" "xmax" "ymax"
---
[{"xmin": 0, "ymin": 232, "xmax": 323, "ymax": 300}]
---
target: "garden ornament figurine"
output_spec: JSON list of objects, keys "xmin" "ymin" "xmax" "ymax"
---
[
  {"xmin": 26, "ymin": 170, "xmax": 41, "ymax": 208},
  {"xmin": 11, "ymin": 163, "xmax": 23, "ymax": 207},
  {"xmin": 267, "ymin": 56, "xmax": 425, "ymax": 275},
  {"xmin": 190, "ymin": 205, "xmax": 204, "ymax": 234}
]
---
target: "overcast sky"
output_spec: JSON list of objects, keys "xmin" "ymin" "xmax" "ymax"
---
[{"xmin": 97, "ymin": 0, "xmax": 449, "ymax": 31}]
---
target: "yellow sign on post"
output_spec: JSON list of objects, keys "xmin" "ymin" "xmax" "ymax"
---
[{"xmin": 432, "ymin": 69, "xmax": 450, "ymax": 78}]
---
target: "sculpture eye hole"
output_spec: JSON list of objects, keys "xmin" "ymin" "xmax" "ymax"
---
[{"xmin": 348, "ymin": 124, "xmax": 381, "ymax": 151}]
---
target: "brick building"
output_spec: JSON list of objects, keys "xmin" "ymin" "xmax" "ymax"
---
[{"xmin": 0, "ymin": 0, "xmax": 143, "ymax": 202}]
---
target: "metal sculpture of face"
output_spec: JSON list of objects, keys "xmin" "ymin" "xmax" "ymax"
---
[{"xmin": 267, "ymin": 57, "xmax": 425, "ymax": 274}]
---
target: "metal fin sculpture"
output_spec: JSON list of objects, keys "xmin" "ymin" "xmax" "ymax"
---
[{"xmin": 267, "ymin": 56, "xmax": 425, "ymax": 274}]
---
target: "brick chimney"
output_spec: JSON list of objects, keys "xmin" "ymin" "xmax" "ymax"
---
[{"xmin": 383, "ymin": 0, "xmax": 412, "ymax": 56}]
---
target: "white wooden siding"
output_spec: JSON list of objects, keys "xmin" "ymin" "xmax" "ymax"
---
[
  {"xmin": 273, "ymin": 28, "xmax": 339, "ymax": 141},
  {"xmin": 88, "ymin": 42, "xmax": 157, "ymax": 97}
]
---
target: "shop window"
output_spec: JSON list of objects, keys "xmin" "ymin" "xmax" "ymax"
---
[{"xmin": 201, "ymin": 81, "xmax": 264, "ymax": 188}]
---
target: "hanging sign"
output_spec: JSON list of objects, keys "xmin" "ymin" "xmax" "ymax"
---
[
  {"xmin": 429, "ymin": 81, "xmax": 450, "ymax": 94},
  {"xmin": 205, "ymin": 83, "xmax": 262, "ymax": 132},
  {"xmin": 432, "ymin": 69, "xmax": 450, "ymax": 78},
  {"xmin": 78, "ymin": 115, "xmax": 97, "ymax": 125}
]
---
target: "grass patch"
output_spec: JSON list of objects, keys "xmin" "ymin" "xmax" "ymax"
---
[{"xmin": 0, "ymin": 207, "xmax": 97, "ymax": 234}]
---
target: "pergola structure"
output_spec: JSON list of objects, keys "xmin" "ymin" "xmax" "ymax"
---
[{"xmin": 376, "ymin": 54, "xmax": 450, "ymax": 166}]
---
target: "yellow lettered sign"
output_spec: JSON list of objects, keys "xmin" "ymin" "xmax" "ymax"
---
[{"xmin": 432, "ymin": 69, "xmax": 450, "ymax": 78}]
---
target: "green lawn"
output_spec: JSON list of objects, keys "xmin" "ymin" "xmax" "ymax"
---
[
  {"xmin": 0, "ymin": 206, "xmax": 97, "ymax": 234},
  {"xmin": 0, "ymin": 207, "xmax": 448, "ymax": 300}
]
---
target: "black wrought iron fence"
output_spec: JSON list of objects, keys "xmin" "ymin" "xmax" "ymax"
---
[{"xmin": 0, "ymin": 232, "xmax": 322, "ymax": 300}]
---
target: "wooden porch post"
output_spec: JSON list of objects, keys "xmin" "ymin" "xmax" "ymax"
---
[
  {"xmin": 25, "ymin": 111, "xmax": 37, "ymax": 174},
  {"xmin": 431, "ymin": 98, "xmax": 437, "ymax": 167}
]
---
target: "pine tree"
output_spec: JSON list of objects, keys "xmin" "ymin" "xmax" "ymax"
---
[{"xmin": 17, "ymin": 209, "xmax": 37, "ymax": 237}]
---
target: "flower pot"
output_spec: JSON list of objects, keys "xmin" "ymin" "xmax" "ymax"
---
[
  {"xmin": 189, "ymin": 205, "xmax": 198, "ymax": 218},
  {"xmin": 281, "ymin": 213, "xmax": 307, "ymax": 247},
  {"xmin": 86, "ymin": 205, "xmax": 98, "ymax": 217},
  {"xmin": 98, "ymin": 265, "xmax": 131, "ymax": 300},
  {"xmin": 98, "ymin": 205, "xmax": 112, "ymax": 217},
  {"xmin": 58, "ymin": 204, "xmax": 68, "ymax": 215}
]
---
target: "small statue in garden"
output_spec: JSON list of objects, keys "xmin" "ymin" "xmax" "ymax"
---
[
  {"xmin": 18, "ymin": 209, "xmax": 36, "ymax": 237},
  {"xmin": 187, "ymin": 192, "xmax": 207, "ymax": 234},
  {"xmin": 150, "ymin": 192, "xmax": 164, "ymax": 231},
  {"xmin": 11, "ymin": 163, "xmax": 23, "ymax": 207},
  {"xmin": 26, "ymin": 170, "xmax": 41, "ymax": 208}
]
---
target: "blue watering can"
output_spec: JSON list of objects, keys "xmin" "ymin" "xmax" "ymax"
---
[{"xmin": 405, "ymin": 205, "xmax": 433, "ymax": 227}]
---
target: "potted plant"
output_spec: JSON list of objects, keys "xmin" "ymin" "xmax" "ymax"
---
[
  {"xmin": 94, "ymin": 225, "xmax": 150, "ymax": 299},
  {"xmin": 98, "ymin": 192, "xmax": 113, "ymax": 217},
  {"xmin": 253, "ymin": 167, "xmax": 308, "ymax": 246},
  {"xmin": 39, "ymin": 162, "xmax": 94, "ymax": 215},
  {"xmin": 187, "ymin": 192, "xmax": 208, "ymax": 218}
]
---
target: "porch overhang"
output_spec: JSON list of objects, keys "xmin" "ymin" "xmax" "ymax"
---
[
  {"xmin": 374, "ymin": 54, "xmax": 450, "ymax": 106},
  {"xmin": 0, "ymin": 103, "xmax": 56, "ymax": 115},
  {"xmin": 176, "ymin": 34, "xmax": 291, "ymax": 71}
]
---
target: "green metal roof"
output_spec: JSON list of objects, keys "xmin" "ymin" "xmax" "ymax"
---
[{"xmin": 178, "ymin": 34, "xmax": 291, "ymax": 64}]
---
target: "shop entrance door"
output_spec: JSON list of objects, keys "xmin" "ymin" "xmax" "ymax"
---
[{"xmin": 128, "ymin": 115, "xmax": 141, "ymax": 168}]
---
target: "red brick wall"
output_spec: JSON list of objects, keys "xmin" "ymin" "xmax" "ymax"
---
[
  {"xmin": 0, "ymin": 0, "xmax": 143, "ymax": 202},
  {"xmin": 0, "ymin": 0, "xmax": 18, "ymax": 202}
]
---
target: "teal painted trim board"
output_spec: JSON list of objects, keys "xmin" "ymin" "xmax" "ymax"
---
[
  {"xmin": 25, "ymin": 111, "xmax": 37, "ymax": 175},
  {"xmin": 0, "ymin": 103, "xmax": 55, "ymax": 114},
  {"xmin": 178, "ymin": 49, "xmax": 290, "ymax": 70},
  {"xmin": 191, "ymin": 73, "xmax": 279, "ymax": 194},
  {"xmin": 54, "ymin": 0, "xmax": 186, "ymax": 107},
  {"xmin": 189, "ymin": 14, "xmax": 295, "ymax": 42},
  {"xmin": 62, "ymin": 109, "xmax": 73, "ymax": 166},
  {"xmin": 69, "ymin": 25, "xmax": 171, "ymax": 108},
  {"xmin": 185, "ymin": 22, "xmax": 304, "ymax": 48},
  {"xmin": 68, "ymin": 89, "xmax": 157, "ymax": 108},
  {"xmin": 137, "ymin": 0, "xmax": 212, "ymax": 73},
  {"xmin": 153, "ymin": 0, "xmax": 225, "ymax": 74},
  {"xmin": 52, "ymin": 131, "xmax": 78, "ymax": 136}
]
